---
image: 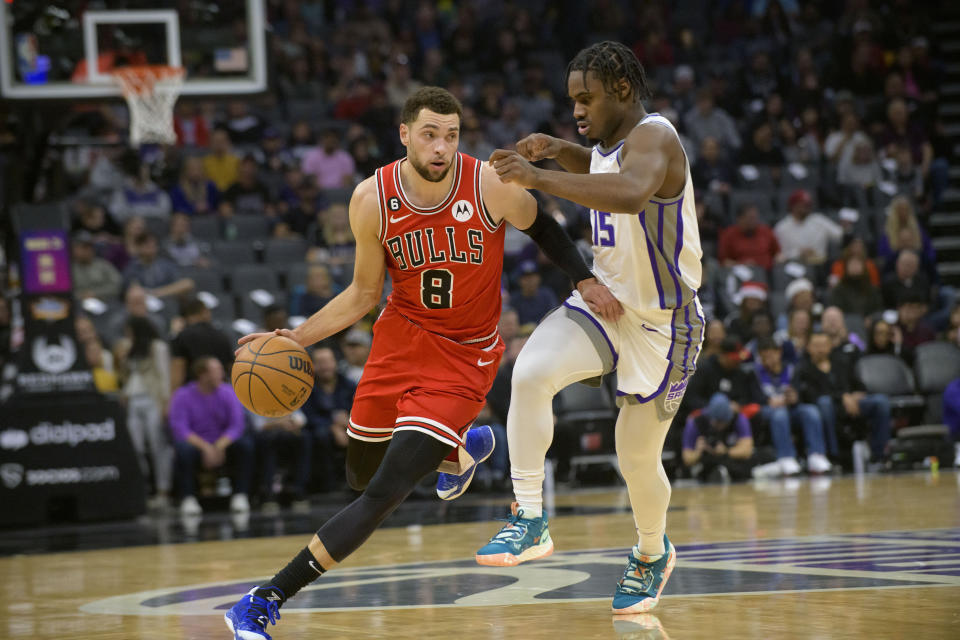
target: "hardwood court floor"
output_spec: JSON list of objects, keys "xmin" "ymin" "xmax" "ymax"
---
[{"xmin": 2, "ymin": 472, "xmax": 959, "ymax": 639}]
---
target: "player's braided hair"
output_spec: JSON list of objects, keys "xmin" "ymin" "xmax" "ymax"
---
[{"xmin": 566, "ymin": 41, "xmax": 651, "ymax": 103}]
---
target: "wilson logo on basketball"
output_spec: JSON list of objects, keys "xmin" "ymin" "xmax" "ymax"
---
[{"xmin": 288, "ymin": 356, "xmax": 313, "ymax": 375}]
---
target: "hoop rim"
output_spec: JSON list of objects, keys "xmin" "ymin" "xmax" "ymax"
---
[{"xmin": 110, "ymin": 64, "xmax": 185, "ymax": 96}]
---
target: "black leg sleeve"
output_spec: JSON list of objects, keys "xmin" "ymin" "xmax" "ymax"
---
[
  {"xmin": 318, "ymin": 431, "xmax": 452, "ymax": 562},
  {"xmin": 345, "ymin": 437, "xmax": 390, "ymax": 491}
]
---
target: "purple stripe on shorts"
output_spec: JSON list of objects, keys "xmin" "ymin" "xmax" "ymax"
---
[
  {"xmin": 563, "ymin": 301, "xmax": 619, "ymax": 370},
  {"xmin": 674, "ymin": 197, "xmax": 684, "ymax": 277},
  {"xmin": 638, "ymin": 212, "xmax": 666, "ymax": 309}
]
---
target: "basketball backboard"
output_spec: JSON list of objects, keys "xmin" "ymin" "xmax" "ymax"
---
[{"xmin": 0, "ymin": 0, "xmax": 267, "ymax": 99}]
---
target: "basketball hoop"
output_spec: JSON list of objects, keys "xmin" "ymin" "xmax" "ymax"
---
[{"xmin": 110, "ymin": 65, "xmax": 184, "ymax": 146}]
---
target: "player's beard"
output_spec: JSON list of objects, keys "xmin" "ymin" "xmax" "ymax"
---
[{"xmin": 409, "ymin": 153, "xmax": 453, "ymax": 183}]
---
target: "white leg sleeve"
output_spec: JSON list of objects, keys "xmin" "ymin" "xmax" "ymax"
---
[
  {"xmin": 615, "ymin": 401, "xmax": 673, "ymax": 556},
  {"xmin": 508, "ymin": 310, "xmax": 605, "ymax": 516}
]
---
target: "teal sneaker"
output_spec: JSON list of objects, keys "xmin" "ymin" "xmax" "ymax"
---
[
  {"xmin": 475, "ymin": 502, "xmax": 553, "ymax": 567},
  {"xmin": 612, "ymin": 535, "xmax": 677, "ymax": 614}
]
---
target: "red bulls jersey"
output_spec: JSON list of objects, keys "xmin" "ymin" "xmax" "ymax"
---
[{"xmin": 374, "ymin": 153, "xmax": 504, "ymax": 344}]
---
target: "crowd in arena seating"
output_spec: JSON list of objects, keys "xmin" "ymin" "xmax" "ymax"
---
[{"xmin": 1, "ymin": 1, "xmax": 959, "ymax": 511}]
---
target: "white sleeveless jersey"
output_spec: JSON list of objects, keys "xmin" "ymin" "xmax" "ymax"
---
[{"xmin": 588, "ymin": 113, "xmax": 702, "ymax": 312}]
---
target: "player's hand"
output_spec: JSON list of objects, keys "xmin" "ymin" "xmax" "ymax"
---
[
  {"xmin": 515, "ymin": 133, "xmax": 562, "ymax": 162},
  {"xmin": 489, "ymin": 149, "xmax": 541, "ymax": 188},
  {"xmin": 577, "ymin": 278, "xmax": 624, "ymax": 322},
  {"xmin": 236, "ymin": 328, "xmax": 299, "ymax": 357}
]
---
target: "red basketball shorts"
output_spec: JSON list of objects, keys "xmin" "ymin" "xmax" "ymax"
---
[{"xmin": 348, "ymin": 306, "xmax": 504, "ymax": 449}]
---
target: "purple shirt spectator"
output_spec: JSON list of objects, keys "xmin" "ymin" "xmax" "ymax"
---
[
  {"xmin": 302, "ymin": 147, "xmax": 355, "ymax": 189},
  {"xmin": 168, "ymin": 381, "xmax": 245, "ymax": 443},
  {"xmin": 944, "ymin": 378, "xmax": 960, "ymax": 442},
  {"xmin": 682, "ymin": 412, "xmax": 752, "ymax": 451}
]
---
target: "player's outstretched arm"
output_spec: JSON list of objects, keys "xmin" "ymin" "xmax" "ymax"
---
[
  {"xmin": 482, "ymin": 164, "xmax": 623, "ymax": 321},
  {"xmin": 491, "ymin": 124, "xmax": 673, "ymax": 214},
  {"xmin": 236, "ymin": 178, "xmax": 385, "ymax": 352},
  {"xmin": 514, "ymin": 133, "xmax": 591, "ymax": 174}
]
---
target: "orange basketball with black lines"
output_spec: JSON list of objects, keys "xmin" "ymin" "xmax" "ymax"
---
[{"xmin": 232, "ymin": 335, "xmax": 314, "ymax": 417}]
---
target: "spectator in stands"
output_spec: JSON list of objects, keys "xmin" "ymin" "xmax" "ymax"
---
[
  {"xmin": 302, "ymin": 129, "xmax": 355, "ymax": 190},
  {"xmin": 896, "ymin": 290, "xmax": 936, "ymax": 350},
  {"xmin": 114, "ymin": 316, "xmax": 172, "ymax": 508},
  {"xmin": 725, "ymin": 281, "xmax": 768, "ymax": 344},
  {"xmin": 288, "ymin": 121, "xmax": 315, "ymax": 163},
  {"xmin": 122, "ymin": 231, "xmax": 194, "ymax": 301},
  {"xmin": 796, "ymin": 332, "xmax": 892, "ymax": 465},
  {"xmin": 684, "ymin": 88, "xmax": 741, "ymax": 153},
  {"xmin": 682, "ymin": 393, "xmax": 757, "ymax": 483},
  {"xmin": 837, "ymin": 138, "xmax": 883, "ymax": 189},
  {"xmin": 751, "ymin": 338, "xmax": 831, "ymax": 476},
  {"xmin": 263, "ymin": 304, "xmax": 289, "ymax": 332},
  {"xmin": 889, "ymin": 144, "xmax": 924, "ymax": 203},
  {"xmin": 169, "ymin": 356, "xmax": 254, "ymax": 515},
  {"xmin": 173, "ymin": 102, "xmax": 210, "ymax": 147},
  {"xmin": 252, "ymin": 409, "xmax": 311, "ymax": 513},
  {"xmin": 223, "ymin": 100, "xmax": 265, "ymax": 145},
  {"xmin": 822, "ymin": 306, "xmax": 866, "ymax": 352},
  {"xmin": 219, "ymin": 155, "xmax": 274, "ymax": 217},
  {"xmin": 877, "ymin": 196, "xmax": 936, "ymax": 273},
  {"xmin": 203, "ymin": 127, "xmax": 240, "ymax": 192},
  {"xmin": 459, "ymin": 113, "xmax": 495, "ymax": 162},
  {"xmin": 744, "ymin": 311, "xmax": 778, "ymax": 361},
  {"xmin": 717, "ymin": 203, "xmax": 780, "ymax": 270},
  {"xmin": 882, "ymin": 250, "xmax": 932, "ymax": 309},
  {"xmin": 740, "ymin": 121, "xmax": 786, "ymax": 171},
  {"xmin": 105, "ymin": 284, "xmax": 164, "ymax": 346},
  {"xmin": 289, "ymin": 264, "xmax": 337, "ymax": 317},
  {"xmin": 778, "ymin": 278, "xmax": 816, "ymax": 330},
  {"xmin": 511, "ymin": 261, "xmax": 559, "ymax": 326},
  {"xmin": 498, "ymin": 308, "xmax": 520, "ymax": 344},
  {"xmin": 867, "ymin": 317, "xmax": 913, "ymax": 364},
  {"xmin": 84, "ymin": 336, "xmax": 119, "ymax": 393},
  {"xmin": 340, "ymin": 328, "xmax": 371, "ymax": 385},
  {"xmin": 824, "ymin": 112, "xmax": 871, "ymax": 168},
  {"xmin": 169, "ymin": 297, "xmax": 235, "ymax": 390},
  {"xmin": 275, "ymin": 178, "xmax": 323, "ymax": 238},
  {"xmin": 944, "ymin": 378, "xmax": 960, "ymax": 468},
  {"xmin": 685, "ymin": 337, "xmax": 755, "ymax": 413},
  {"xmin": 773, "ymin": 189, "xmax": 843, "ymax": 265},
  {"xmin": 164, "ymin": 213, "xmax": 210, "ymax": 268},
  {"xmin": 830, "ymin": 237, "xmax": 880, "ymax": 287},
  {"xmin": 944, "ymin": 303, "xmax": 960, "ymax": 346},
  {"xmin": 312, "ymin": 203, "xmax": 356, "ymax": 287},
  {"xmin": 777, "ymin": 307, "xmax": 813, "ymax": 365},
  {"xmin": 108, "ymin": 152, "xmax": 172, "ymax": 224},
  {"xmin": 827, "ymin": 254, "xmax": 883, "ymax": 317},
  {"xmin": 385, "ymin": 56, "xmax": 424, "ymax": 112},
  {"xmin": 259, "ymin": 127, "xmax": 297, "ymax": 195},
  {"xmin": 72, "ymin": 198, "xmax": 122, "ymax": 242},
  {"xmin": 692, "ymin": 136, "xmax": 734, "ymax": 198},
  {"xmin": 741, "ymin": 50, "xmax": 781, "ymax": 102},
  {"xmin": 301, "ymin": 347, "xmax": 355, "ymax": 492},
  {"xmin": 72, "ymin": 231, "xmax": 121, "ymax": 301},
  {"xmin": 701, "ymin": 320, "xmax": 727, "ymax": 360},
  {"xmin": 169, "ymin": 156, "xmax": 219, "ymax": 216},
  {"xmin": 876, "ymin": 97, "xmax": 933, "ymax": 181}
]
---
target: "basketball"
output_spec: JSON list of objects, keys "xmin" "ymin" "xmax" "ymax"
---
[{"xmin": 231, "ymin": 335, "xmax": 315, "ymax": 417}]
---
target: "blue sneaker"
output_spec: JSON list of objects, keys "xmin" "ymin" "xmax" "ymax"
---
[
  {"xmin": 224, "ymin": 586, "xmax": 283, "ymax": 640},
  {"xmin": 612, "ymin": 535, "xmax": 677, "ymax": 614},
  {"xmin": 476, "ymin": 502, "xmax": 553, "ymax": 566},
  {"xmin": 436, "ymin": 425, "xmax": 495, "ymax": 500}
]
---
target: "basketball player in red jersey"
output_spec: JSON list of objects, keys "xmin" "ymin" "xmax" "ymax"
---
[{"xmin": 224, "ymin": 87, "xmax": 621, "ymax": 639}]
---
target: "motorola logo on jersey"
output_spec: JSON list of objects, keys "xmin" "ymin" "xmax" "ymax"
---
[
  {"xmin": 451, "ymin": 199, "xmax": 474, "ymax": 222},
  {"xmin": 385, "ymin": 227, "xmax": 484, "ymax": 271}
]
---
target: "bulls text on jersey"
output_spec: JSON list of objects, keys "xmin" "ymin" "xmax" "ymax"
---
[{"xmin": 385, "ymin": 227, "xmax": 485, "ymax": 270}]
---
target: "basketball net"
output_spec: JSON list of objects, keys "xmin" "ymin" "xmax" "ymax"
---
[{"xmin": 110, "ymin": 65, "xmax": 185, "ymax": 146}]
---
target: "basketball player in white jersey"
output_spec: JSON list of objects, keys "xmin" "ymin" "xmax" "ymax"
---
[{"xmin": 470, "ymin": 41, "xmax": 704, "ymax": 613}]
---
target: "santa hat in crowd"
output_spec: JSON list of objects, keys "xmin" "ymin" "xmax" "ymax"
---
[{"xmin": 737, "ymin": 281, "xmax": 768, "ymax": 305}]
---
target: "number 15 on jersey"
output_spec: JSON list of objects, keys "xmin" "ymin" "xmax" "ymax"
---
[{"xmin": 592, "ymin": 210, "xmax": 615, "ymax": 247}]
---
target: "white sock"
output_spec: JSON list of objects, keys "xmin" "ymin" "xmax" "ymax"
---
[{"xmin": 511, "ymin": 469, "xmax": 544, "ymax": 518}]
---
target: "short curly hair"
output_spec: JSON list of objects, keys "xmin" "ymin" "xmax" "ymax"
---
[
  {"xmin": 567, "ymin": 41, "xmax": 651, "ymax": 103},
  {"xmin": 401, "ymin": 86, "xmax": 463, "ymax": 125}
]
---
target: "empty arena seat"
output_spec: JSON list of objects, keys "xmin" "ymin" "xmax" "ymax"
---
[
  {"xmin": 283, "ymin": 262, "xmax": 310, "ymax": 291},
  {"xmin": 190, "ymin": 216, "xmax": 222, "ymax": 242},
  {"xmin": 231, "ymin": 214, "xmax": 271, "ymax": 239},
  {"xmin": 212, "ymin": 241, "xmax": 258, "ymax": 266},
  {"xmin": 230, "ymin": 264, "xmax": 281, "ymax": 293},
  {"xmin": 264, "ymin": 237, "xmax": 308, "ymax": 264},
  {"xmin": 855, "ymin": 354, "xmax": 925, "ymax": 410},
  {"xmin": 180, "ymin": 266, "xmax": 225, "ymax": 294},
  {"xmin": 913, "ymin": 342, "xmax": 960, "ymax": 393}
]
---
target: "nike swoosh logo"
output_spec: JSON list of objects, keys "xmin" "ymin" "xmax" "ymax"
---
[
  {"xmin": 389, "ymin": 214, "xmax": 413, "ymax": 223},
  {"xmin": 309, "ymin": 560, "xmax": 323, "ymax": 574},
  {"xmin": 477, "ymin": 358, "xmax": 495, "ymax": 367},
  {"xmin": 641, "ymin": 323, "xmax": 658, "ymax": 333}
]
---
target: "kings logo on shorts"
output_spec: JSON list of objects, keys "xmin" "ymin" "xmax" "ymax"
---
[{"xmin": 663, "ymin": 378, "xmax": 688, "ymax": 414}]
